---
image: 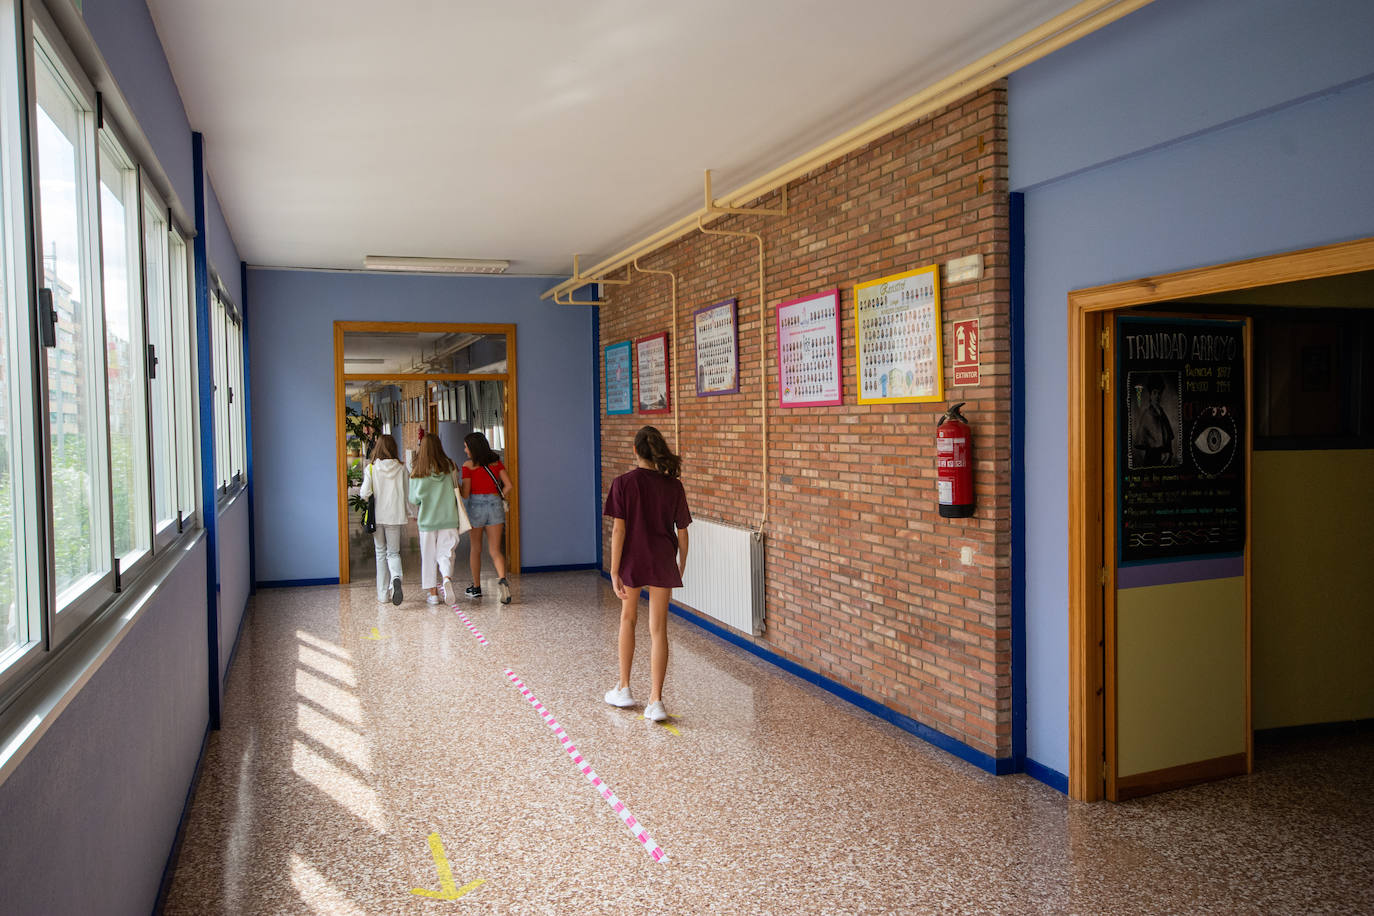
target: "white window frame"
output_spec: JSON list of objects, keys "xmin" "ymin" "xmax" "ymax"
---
[
  {"xmin": 30, "ymin": 11, "xmax": 113, "ymax": 645},
  {"xmin": 0, "ymin": 0, "xmax": 41, "ymax": 687},
  {"xmin": 168, "ymin": 226, "xmax": 198, "ymax": 528},
  {"xmin": 96, "ymin": 124, "xmax": 152, "ymax": 581},
  {"xmin": 141, "ymin": 181, "xmax": 178, "ymax": 550}
]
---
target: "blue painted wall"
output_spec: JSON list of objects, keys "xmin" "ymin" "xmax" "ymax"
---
[
  {"xmin": 247, "ymin": 269, "xmax": 597, "ymax": 582},
  {"xmin": 0, "ymin": 5, "xmax": 253, "ymax": 909},
  {"xmin": 1009, "ymin": 0, "xmax": 1374, "ymax": 776},
  {"xmin": 82, "ymin": 0, "xmax": 195, "ymax": 212},
  {"xmin": 219, "ymin": 493, "xmax": 251, "ymax": 683},
  {"xmin": 204, "ymin": 172, "xmax": 242, "ymax": 305},
  {"xmin": 0, "ymin": 538, "xmax": 209, "ymax": 915}
]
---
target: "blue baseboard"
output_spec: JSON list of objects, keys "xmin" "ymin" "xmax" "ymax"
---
[
  {"xmin": 255, "ymin": 577, "xmax": 340, "ymax": 588},
  {"xmin": 597, "ymin": 570, "xmax": 1013, "ymax": 776},
  {"xmin": 521, "ymin": 563, "xmax": 599, "ymax": 574},
  {"xmin": 1023, "ymin": 757, "xmax": 1069, "ymax": 794}
]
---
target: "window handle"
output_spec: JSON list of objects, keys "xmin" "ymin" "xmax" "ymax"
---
[
  {"xmin": 147, "ymin": 343, "xmax": 158, "ymax": 379},
  {"xmin": 40, "ymin": 288, "xmax": 57, "ymax": 347}
]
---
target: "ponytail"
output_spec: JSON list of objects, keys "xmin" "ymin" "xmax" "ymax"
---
[{"xmin": 634, "ymin": 425, "xmax": 681, "ymax": 479}]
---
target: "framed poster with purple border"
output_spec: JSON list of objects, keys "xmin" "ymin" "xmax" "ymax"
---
[
  {"xmin": 604, "ymin": 340, "xmax": 633, "ymax": 415},
  {"xmin": 635, "ymin": 331, "xmax": 671, "ymax": 414},
  {"xmin": 777, "ymin": 289, "xmax": 841, "ymax": 407},
  {"xmin": 694, "ymin": 297, "xmax": 738, "ymax": 396}
]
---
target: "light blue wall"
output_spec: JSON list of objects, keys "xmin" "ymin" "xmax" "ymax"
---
[
  {"xmin": 219, "ymin": 493, "xmax": 251, "ymax": 682},
  {"xmin": 205, "ymin": 172, "xmax": 242, "ymax": 306},
  {"xmin": 0, "ymin": 538, "xmax": 209, "ymax": 915},
  {"xmin": 248, "ymin": 269, "xmax": 597, "ymax": 582},
  {"xmin": 82, "ymin": 0, "xmax": 195, "ymax": 211},
  {"xmin": 1010, "ymin": 0, "xmax": 1374, "ymax": 775}
]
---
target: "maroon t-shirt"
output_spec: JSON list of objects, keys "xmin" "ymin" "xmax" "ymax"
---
[{"xmin": 603, "ymin": 467, "xmax": 692, "ymax": 588}]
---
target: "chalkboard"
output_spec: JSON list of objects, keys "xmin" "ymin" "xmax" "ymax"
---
[{"xmin": 1118, "ymin": 317, "xmax": 1246, "ymax": 564}]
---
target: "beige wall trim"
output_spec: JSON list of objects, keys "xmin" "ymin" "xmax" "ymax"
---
[
  {"xmin": 1067, "ymin": 236, "xmax": 1374, "ymax": 801},
  {"xmin": 544, "ymin": 0, "xmax": 1155, "ymax": 301}
]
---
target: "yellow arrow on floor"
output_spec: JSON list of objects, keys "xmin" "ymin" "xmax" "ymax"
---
[
  {"xmin": 642, "ymin": 715, "xmax": 681, "ymax": 737},
  {"xmin": 410, "ymin": 832, "xmax": 484, "ymax": 900},
  {"xmin": 364, "ymin": 627, "xmax": 389, "ymax": 640}
]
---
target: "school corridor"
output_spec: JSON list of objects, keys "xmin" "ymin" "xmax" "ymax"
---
[{"xmin": 158, "ymin": 570, "xmax": 1373, "ymax": 914}]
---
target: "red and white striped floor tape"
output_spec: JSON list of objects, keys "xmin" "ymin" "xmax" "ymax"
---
[
  {"xmin": 450, "ymin": 605, "xmax": 488, "ymax": 646},
  {"xmin": 504, "ymin": 668, "xmax": 666, "ymax": 862}
]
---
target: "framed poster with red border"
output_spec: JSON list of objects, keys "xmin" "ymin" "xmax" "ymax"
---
[
  {"xmin": 853, "ymin": 264, "xmax": 943, "ymax": 404},
  {"xmin": 694, "ymin": 298, "xmax": 739, "ymax": 395},
  {"xmin": 635, "ymin": 331, "xmax": 671, "ymax": 414},
  {"xmin": 776, "ymin": 289, "xmax": 842, "ymax": 407}
]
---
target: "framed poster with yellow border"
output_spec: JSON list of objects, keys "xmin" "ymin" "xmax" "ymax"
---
[{"xmin": 854, "ymin": 264, "xmax": 943, "ymax": 404}]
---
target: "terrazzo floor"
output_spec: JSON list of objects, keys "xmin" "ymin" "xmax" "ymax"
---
[{"xmin": 161, "ymin": 570, "xmax": 1374, "ymax": 914}]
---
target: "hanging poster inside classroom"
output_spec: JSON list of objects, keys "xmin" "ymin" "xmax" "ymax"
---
[
  {"xmin": 604, "ymin": 341, "xmax": 633, "ymax": 415},
  {"xmin": 1117, "ymin": 316, "xmax": 1246, "ymax": 564},
  {"xmin": 776, "ymin": 289, "xmax": 842, "ymax": 407},
  {"xmin": 636, "ymin": 331, "xmax": 671, "ymax": 414},
  {"xmin": 694, "ymin": 298, "xmax": 739, "ymax": 395},
  {"xmin": 853, "ymin": 264, "xmax": 943, "ymax": 404}
]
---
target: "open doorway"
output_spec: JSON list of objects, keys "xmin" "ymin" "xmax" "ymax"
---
[
  {"xmin": 1067, "ymin": 238, "xmax": 1374, "ymax": 801},
  {"xmin": 335, "ymin": 322, "xmax": 519, "ymax": 587}
]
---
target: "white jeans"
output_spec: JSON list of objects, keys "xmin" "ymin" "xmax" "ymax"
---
[
  {"xmin": 373, "ymin": 524, "xmax": 404, "ymax": 600},
  {"xmin": 419, "ymin": 528, "xmax": 459, "ymax": 590}
]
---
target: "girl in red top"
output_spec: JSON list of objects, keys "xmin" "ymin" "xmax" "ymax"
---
[
  {"xmin": 459, "ymin": 431, "xmax": 515, "ymax": 604},
  {"xmin": 603, "ymin": 426, "xmax": 691, "ymax": 723}
]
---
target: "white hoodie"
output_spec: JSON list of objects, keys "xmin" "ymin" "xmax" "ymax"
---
[{"xmin": 360, "ymin": 458, "xmax": 411, "ymax": 526}]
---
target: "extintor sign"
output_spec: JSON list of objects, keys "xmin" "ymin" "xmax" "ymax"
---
[{"xmin": 952, "ymin": 319, "xmax": 980, "ymax": 386}]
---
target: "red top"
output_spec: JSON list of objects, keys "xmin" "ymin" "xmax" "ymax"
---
[
  {"xmin": 604, "ymin": 467, "xmax": 692, "ymax": 588},
  {"xmin": 462, "ymin": 460, "xmax": 505, "ymax": 494}
]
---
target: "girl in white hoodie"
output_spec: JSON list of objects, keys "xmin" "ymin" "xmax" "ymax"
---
[{"xmin": 359, "ymin": 434, "xmax": 411, "ymax": 604}]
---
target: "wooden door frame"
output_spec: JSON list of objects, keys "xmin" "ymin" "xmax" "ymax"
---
[
  {"xmin": 1067, "ymin": 237, "xmax": 1374, "ymax": 801},
  {"xmin": 335, "ymin": 321, "xmax": 520, "ymax": 584}
]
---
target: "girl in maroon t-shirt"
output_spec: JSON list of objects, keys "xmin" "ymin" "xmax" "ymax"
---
[{"xmin": 603, "ymin": 426, "xmax": 691, "ymax": 723}]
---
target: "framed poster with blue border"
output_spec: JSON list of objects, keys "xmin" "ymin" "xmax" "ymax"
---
[
  {"xmin": 604, "ymin": 341, "xmax": 633, "ymax": 415},
  {"xmin": 694, "ymin": 297, "xmax": 739, "ymax": 396}
]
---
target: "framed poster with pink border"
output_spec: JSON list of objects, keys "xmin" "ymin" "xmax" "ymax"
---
[
  {"xmin": 694, "ymin": 298, "xmax": 738, "ymax": 395},
  {"xmin": 853, "ymin": 264, "xmax": 943, "ymax": 404},
  {"xmin": 635, "ymin": 331, "xmax": 671, "ymax": 414},
  {"xmin": 776, "ymin": 289, "xmax": 841, "ymax": 407}
]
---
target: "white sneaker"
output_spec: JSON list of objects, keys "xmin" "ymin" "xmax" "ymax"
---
[
  {"xmin": 441, "ymin": 578, "xmax": 455, "ymax": 605},
  {"xmin": 604, "ymin": 685, "xmax": 635, "ymax": 708},
  {"xmin": 644, "ymin": 700, "xmax": 668, "ymax": 722},
  {"xmin": 426, "ymin": 593, "xmax": 441, "ymax": 605}
]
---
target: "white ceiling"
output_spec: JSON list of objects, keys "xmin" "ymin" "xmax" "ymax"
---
[{"xmin": 145, "ymin": 0, "xmax": 1091, "ymax": 278}]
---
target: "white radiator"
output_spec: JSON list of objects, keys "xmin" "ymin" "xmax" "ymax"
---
[{"xmin": 675, "ymin": 518, "xmax": 765, "ymax": 635}]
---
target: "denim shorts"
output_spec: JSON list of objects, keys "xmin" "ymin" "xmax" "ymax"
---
[{"xmin": 464, "ymin": 493, "xmax": 505, "ymax": 528}]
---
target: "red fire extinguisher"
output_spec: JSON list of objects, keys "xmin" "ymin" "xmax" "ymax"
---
[{"xmin": 936, "ymin": 402, "xmax": 974, "ymax": 518}]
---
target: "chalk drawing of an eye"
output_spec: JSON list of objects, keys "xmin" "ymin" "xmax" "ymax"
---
[{"xmin": 1194, "ymin": 426, "xmax": 1231, "ymax": 454}]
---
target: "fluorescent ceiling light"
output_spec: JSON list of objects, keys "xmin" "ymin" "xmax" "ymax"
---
[
  {"xmin": 344, "ymin": 357, "xmax": 386, "ymax": 363},
  {"xmin": 363, "ymin": 256, "xmax": 509, "ymax": 274}
]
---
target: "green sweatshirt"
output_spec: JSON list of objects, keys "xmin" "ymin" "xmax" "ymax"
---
[{"xmin": 408, "ymin": 470, "xmax": 461, "ymax": 532}]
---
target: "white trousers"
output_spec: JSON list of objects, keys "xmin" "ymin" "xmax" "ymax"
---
[
  {"xmin": 419, "ymin": 528, "xmax": 459, "ymax": 590},
  {"xmin": 373, "ymin": 524, "xmax": 404, "ymax": 600}
]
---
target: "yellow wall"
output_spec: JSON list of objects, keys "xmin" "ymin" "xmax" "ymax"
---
[
  {"xmin": 1253, "ymin": 449, "xmax": 1374, "ymax": 729},
  {"xmin": 1117, "ymin": 577, "xmax": 1246, "ymax": 777}
]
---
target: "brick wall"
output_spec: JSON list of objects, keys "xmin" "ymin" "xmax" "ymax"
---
[{"xmin": 598, "ymin": 85, "xmax": 1012, "ymax": 759}]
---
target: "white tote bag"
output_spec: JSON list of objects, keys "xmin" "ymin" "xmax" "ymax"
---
[{"xmin": 452, "ymin": 470, "xmax": 473, "ymax": 535}]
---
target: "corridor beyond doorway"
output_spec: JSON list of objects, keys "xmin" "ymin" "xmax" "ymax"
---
[{"xmin": 161, "ymin": 573, "xmax": 1372, "ymax": 913}]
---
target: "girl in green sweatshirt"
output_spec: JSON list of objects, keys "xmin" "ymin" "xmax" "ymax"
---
[{"xmin": 407, "ymin": 434, "xmax": 464, "ymax": 605}]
